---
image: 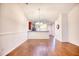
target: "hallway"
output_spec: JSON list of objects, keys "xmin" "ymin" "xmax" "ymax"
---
[{"xmin": 0, "ymin": 3, "xmax": 79, "ymax": 56}]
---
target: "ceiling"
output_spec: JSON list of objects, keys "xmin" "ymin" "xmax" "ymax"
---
[{"xmin": 20, "ymin": 3, "xmax": 77, "ymax": 23}]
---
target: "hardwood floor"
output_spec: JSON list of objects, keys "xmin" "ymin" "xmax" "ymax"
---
[
  {"xmin": 7, "ymin": 39, "xmax": 79, "ymax": 56},
  {"xmin": 7, "ymin": 39, "xmax": 50, "ymax": 56},
  {"xmin": 48, "ymin": 40, "xmax": 79, "ymax": 56}
]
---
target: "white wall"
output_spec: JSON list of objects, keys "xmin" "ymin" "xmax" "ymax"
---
[
  {"xmin": 28, "ymin": 31, "xmax": 49, "ymax": 39},
  {"xmin": 48, "ymin": 24, "xmax": 52, "ymax": 35},
  {"xmin": 52, "ymin": 23, "xmax": 55, "ymax": 36},
  {"xmin": 68, "ymin": 4, "xmax": 79, "ymax": 46},
  {"xmin": 0, "ymin": 4, "xmax": 28, "ymax": 55},
  {"xmin": 54, "ymin": 13, "xmax": 69, "ymax": 42},
  {"xmin": 48, "ymin": 23, "xmax": 55, "ymax": 36},
  {"xmin": 62, "ymin": 13, "xmax": 69, "ymax": 42},
  {"xmin": 55, "ymin": 14, "xmax": 63, "ymax": 42}
]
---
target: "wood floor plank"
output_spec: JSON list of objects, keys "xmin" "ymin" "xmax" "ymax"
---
[{"xmin": 7, "ymin": 39, "xmax": 79, "ymax": 56}]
